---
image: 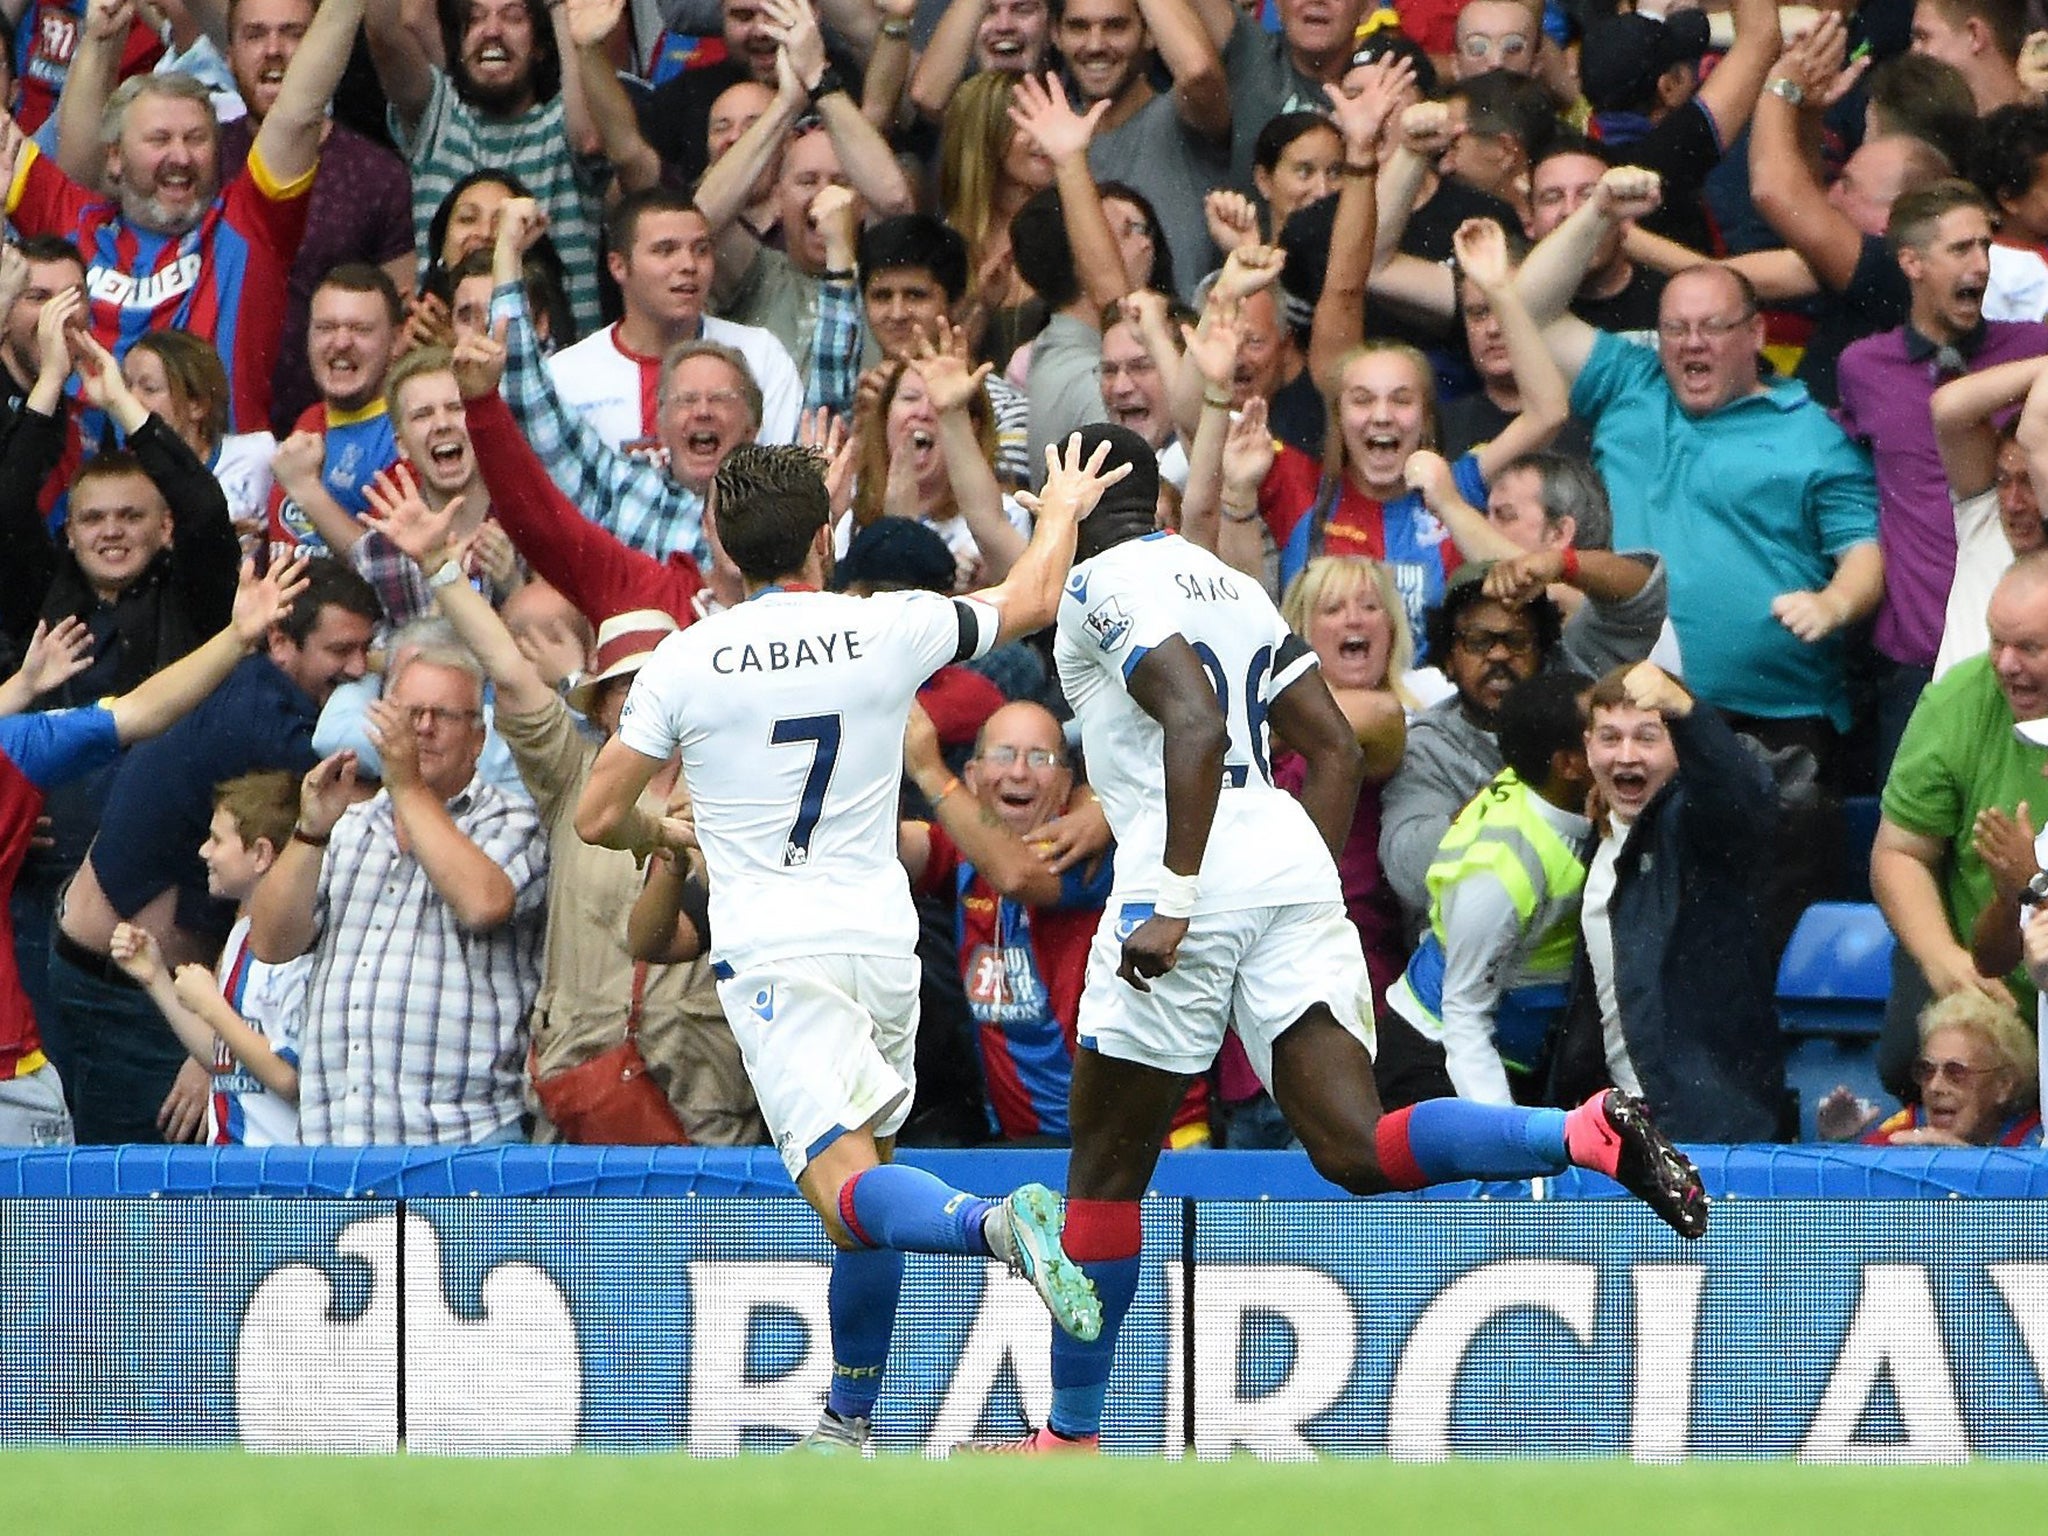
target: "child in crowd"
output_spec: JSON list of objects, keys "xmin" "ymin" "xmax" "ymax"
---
[{"xmin": 110, "ymin": 773, "xmax": 308, "ymax": 1146}]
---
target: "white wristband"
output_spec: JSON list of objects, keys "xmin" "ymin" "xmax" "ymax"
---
[
  {"xmin": 1153, "ymin": 869, "xmax": 1199, "ymax": 919},
  {"xmin": 427, "ymin": 559, "xmax": 465, "ymax": 590}
]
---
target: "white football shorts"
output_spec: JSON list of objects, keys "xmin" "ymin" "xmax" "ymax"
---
[
  {"xmin": 714, "ymin": 953, "xmax": 921, "ymax": 1179},
  {"xmin": 1076, "ymin": 900, "xmax": 1376, "ymax": 1082}
]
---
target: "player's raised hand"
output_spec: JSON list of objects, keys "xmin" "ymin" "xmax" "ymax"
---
[
  {"xmin": 452, "ymin": 317, "xmax": 509, "ymax": 400},
  {"xmin": 1017, "ymin": 432, "xmax": 1133, "ymax": 524},
  {"xmin": 1118, "ymin": 911, "xmax": 1187, "ymax": 992}
]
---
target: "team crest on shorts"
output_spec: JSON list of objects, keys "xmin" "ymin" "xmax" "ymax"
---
[
  {"xmin": 750, "ymin": 985, "xmax": 776, "ymax": 1023},
  {"xmin": 1084, "ymin": 596, "xmax": 1131, "ymax": 652}
]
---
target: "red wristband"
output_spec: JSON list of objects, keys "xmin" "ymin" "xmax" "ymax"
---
[{"xmin": 1559, "ymin": 546, "xmax": 1581, "ymax": 584}]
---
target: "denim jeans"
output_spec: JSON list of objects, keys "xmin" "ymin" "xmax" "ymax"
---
[{"xmin": 46, "ymin": 944, "xmax": 189, "ymax": 1145}]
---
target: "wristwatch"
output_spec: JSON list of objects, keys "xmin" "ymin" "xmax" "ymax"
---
[{"xmin": 1765, "ymin": 76, "xmax": 1805, "ymax": 107}]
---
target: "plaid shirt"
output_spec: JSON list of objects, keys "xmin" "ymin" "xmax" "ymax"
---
[
  {"xmin": 297, "ymin": 776, "xmax": 549, "ymax": 1145},
  {"xmin": 349, "ymin": 529, "xmax": 515, "ymax": 632},
  {"xmin": 490, "ymin": 282, "xmax": 709, "ymax": 566},
  {"xmin": 805, "ymin": 275, "xmax": 862, "ymax": 422}
]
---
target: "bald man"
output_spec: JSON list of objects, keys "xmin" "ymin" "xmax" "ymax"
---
[
  {"xmin": 1880, "ymin": 551, "xmax": 2048, "ymax": 1093},
  {"xmin": 897, "ymin": 700, "xmax": 1207, "ymax": 1145}
]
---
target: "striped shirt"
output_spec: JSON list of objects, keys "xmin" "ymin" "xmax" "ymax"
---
[
  {"xmin": 491, "ymin": 280, "xmax": 710, "ymax": 565},
  {"xmin": 392, "ymin": 70, "xmax": 605, "ymax": 339},
  {"xmin": 296, "ymin": 777, "xmax": 548, "ymax": 1145}
]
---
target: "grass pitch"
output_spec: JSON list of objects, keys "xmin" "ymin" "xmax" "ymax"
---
[{"xmin": 12, "ymin": 1453, "xmax": 2048, "ymax": 1536}]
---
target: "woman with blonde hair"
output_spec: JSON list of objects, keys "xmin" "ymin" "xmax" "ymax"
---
[
  {"xmin": 1829, "ymin": 992, "xmax": 2043, "ymax": 1147},
  {"xmin": 938, "ymin": 70, "xmax": 1054, "ymax": 365},
  {"xmin": 123, "ymin": 330, "xmax": 276, "ymax": 550},
  {"xmin": 1220, "ymin": 553, "xmax": 1416, "ymax": 1147}
]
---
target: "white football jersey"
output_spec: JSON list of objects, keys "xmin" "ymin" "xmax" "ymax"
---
[
  {"xmin": 548, "ymin": 319, "xmax": 804, "ymax": 463},
  {"xmin": 617, "ymin": 588, "xmax": 999, "ymax": 971},
  {"xmin": 1054, "ymin": 532, "xmax": 1341, "ymax": 915}
]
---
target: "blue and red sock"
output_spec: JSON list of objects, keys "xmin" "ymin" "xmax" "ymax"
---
[
  {"xmin": 1373, "ymin": 1100, "xmax": 1570, "ymax": 1190},
  {"xmin": 825, "ymin": 1245, "xmax": 903, "ymax": 1423},
  {"xmin": 1047, "ymin": 1198, "xmax": 1142, "ymax": 1441},
  {"xmin": 839, "ymin": 1165, "xmax": 996, "ymax": 1256}
]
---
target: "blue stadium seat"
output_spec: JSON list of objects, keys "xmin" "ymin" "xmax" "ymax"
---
[{"xmin": 1777, "ymin": 902, "xmax": 1897, "ymax": 1140}]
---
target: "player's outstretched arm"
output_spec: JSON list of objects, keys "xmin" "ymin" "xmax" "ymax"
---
[
  {"xmin": 1266, "ymin": 667, "xmax": 1366, "ymax": 862},
  {"xmin": 577, "ymin": 737, "xmax": 696, "ymax": 863},
  {"xmin": 1117, "ymin": 638, "xmax": 1228, "ymax": 991},
  {"xmin": 971, "ymin": 433, "xmax": 1131, "ymax": 645}
]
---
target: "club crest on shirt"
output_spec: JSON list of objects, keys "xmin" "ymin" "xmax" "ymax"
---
[
  {"xmin": 1084, "ymin": 596, "xmax": 1131, "ymax": 652},
  {"xmin": 1065, "ymin": 569, "xmax": 1089, "ymax": 604}
]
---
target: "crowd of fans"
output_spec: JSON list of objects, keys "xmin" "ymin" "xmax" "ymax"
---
[{"xmin": 1, "ymin": 0, "xmax": 2046, "ymax": 1151}]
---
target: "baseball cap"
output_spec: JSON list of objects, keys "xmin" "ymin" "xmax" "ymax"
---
[{"xmin": 1579, "ymin": 10, "xmax": 1712, "ymax": 114}]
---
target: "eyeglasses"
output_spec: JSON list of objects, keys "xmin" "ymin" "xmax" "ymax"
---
[
  {"xmin": 978, "ymin": 745, "xmax": 1064, "ymax": 770},
  {"xmin": 1453, "ymin": 627, "xmax": 1538, "ymax": 658},
  {"xmin": 662, "ymin": 389, "xmax": 744, "ymax": 411},
  {"xmin": 1459, "ymin": 33, "xmax": 1531, "ymax": 60},
  {"xmin": 406, "ymin": 705, "xmax": 483, "ymax": 728},
  {"xmin": 1655, "ymin": 314, "xmax": 1755, "ymax": 344},
  {"xmin": 1112, "ymin": 218, "xmax": 1154, "ymax": 243},
  {"xmin": 1911, "ymin": 1057, "xmax": 2002, "ymax": 1088}
]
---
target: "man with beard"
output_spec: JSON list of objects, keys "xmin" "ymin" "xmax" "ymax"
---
[
  {"xmin": 368, "ymin": 0, "xmax": 604, "ymax": 335},
  {"xmin": 1837, "ymin": 182, "xmax": 2048, "ymax": 774},
  {"xmin": 1051, "ymin": 0, "xmax": 1229, "ymax": 303},
  {"xmin": 265, "ymin": 266, "xmax": 405, "ymax": 559},
  {"xmin": 3, "ymin": 0, "xmax": 363, "ymax": 432},
  {"xmin": 53, "ymin": 0, "xmax": 417, "ymax": 434}
]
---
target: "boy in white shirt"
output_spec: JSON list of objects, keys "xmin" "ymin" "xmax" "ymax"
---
[{"xmin": 111, "ymin": 772, "xmax": 309, "ymax": 1145}]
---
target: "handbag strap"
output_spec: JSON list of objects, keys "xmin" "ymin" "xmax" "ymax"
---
[{"xmin": 625, "ymin": 961, "xmax": 650, "ymax": 1041}]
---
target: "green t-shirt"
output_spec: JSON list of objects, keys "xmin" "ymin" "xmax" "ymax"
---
[{"xmin": 1882, "ymin": 656, "xmax": 2048, "ymax": 1004}]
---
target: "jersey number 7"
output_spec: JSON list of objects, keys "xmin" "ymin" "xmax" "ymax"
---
[{"xmin": 770, "ymin": 713, "xmax": 843, "ymax": 867}]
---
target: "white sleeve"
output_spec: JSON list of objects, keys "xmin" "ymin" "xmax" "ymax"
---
[
  {"xmin": 613, "ymin": 638, "xmax": 689, "ymax": 761},
  {"xmin": 885, "ymin": 591, "xmax": 999, "ymax": 680},
  {"xmin": 1054, "ymin": 560, "xmax": 1179, "ymax": 693},
  {"xmin": 1433, "ymin": 875, "xmax": 1522, "ymax": 1105}
]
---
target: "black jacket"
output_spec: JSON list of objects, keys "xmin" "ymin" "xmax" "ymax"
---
[{"xmin": 1550, "ymin": 706, "xmax": 1790, "ymax": 1142}]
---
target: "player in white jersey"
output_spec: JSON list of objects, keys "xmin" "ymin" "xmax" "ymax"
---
[
  {"xmin": 970, "ymin": 424, "xmax": 1708, "ymax": 1456},
  {"xmin": 574, "ymin": 433, "xmax": 1130, "ymax": 1454}
]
